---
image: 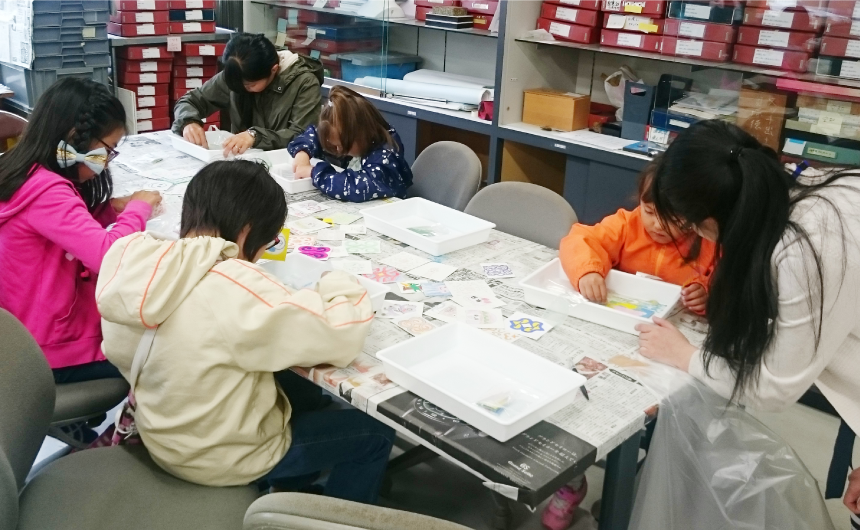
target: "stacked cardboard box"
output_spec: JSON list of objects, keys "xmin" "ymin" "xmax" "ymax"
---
[
  {"xmin": 171, "ymin": 42, "xmax": 225, "ymax": 128},
  {"xmin": 116, "ymin": 45, "xmax": 173, "ymax": 132},
  {"xmin": 734, "ymin": 0, "xmax": 825, "ymax": 72},
  {"xmin": 600, "ymin": 1, "xmax": 667, "ymax": 52},
  {"xmin": 662, "ymin": 1, "xmax": 744, "ymax": 62},
  {"xmin": 535, "ymin": 0, "xmax": 601, "ymax": 44}
]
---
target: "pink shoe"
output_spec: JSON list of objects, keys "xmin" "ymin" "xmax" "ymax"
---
[{"xmin": 541, "ymin": 476, "xmax": 588, "ymax": 530}]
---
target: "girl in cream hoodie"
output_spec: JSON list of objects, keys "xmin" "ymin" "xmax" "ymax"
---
[{"xmin": 97, "ymin": 160, "xmax": 394, "ymax": 504}]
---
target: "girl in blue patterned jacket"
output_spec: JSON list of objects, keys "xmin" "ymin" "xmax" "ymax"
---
[{"xmin": 288, "ymin": 85, "xmax": 413, "ymax": 202}]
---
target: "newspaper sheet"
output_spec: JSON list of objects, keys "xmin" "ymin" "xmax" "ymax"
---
[{"xmin": 0, "ymin": 0, "xmax": 33, "ymax": 68}]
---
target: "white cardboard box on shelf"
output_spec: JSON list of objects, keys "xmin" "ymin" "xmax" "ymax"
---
[
  {"xmin": 519, "ymin": 258, "xmax": 681, "ymax": 334},
  {"xmin": 361, "ymin": 198, "xmax": 495, "ymax": 256},
  {"xmin": 376, "ymin": 322, "xmax": 586, "ymax": 442}
]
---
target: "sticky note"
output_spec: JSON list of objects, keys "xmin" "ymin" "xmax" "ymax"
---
[
  {"xmin": 323, "ymin": 218, "xmax": 334, "ymax": 224},
  {"xmin": 624, "ymin": 4, "xmax": 643, "ymax": 13},
  {"xmin": 811, "ymin": 111, "xmax": 843, "ymax": 136},
  {"xmin": 638, "ymin": 22, "xmax": 659, "ymax": 32},
  {"xmin": 262, "ymin": 228, "xmax": 290, "ymax": 261}
]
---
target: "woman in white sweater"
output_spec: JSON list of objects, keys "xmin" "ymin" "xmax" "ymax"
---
[{"xmin": 634, "ymin": 120, "xmax": 860, "ymax": 514}]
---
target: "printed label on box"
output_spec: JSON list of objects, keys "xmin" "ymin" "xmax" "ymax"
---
[
  {"xmin": 199, "ymin": 44, "xmax": 215, "ymax": 55},
  {"xmin": 139, "ymin": 73, "xmax": 157, "ymax": 83},
  {"xmin": 82, "ymin": 27, "xmax": 96, "ymax": 38},
  {"xmin": 648, "ymin": 127, "xmax": 670, "ymax": 144},
  {"xmin": 757, "ymin": 29, "xmax": 790, "ymax": 47},
  {"xmin": 187, "ymin": 67, "xmax": 203, "ymax": 76},
  {"xmin": 142, "ymin": 47, "xmax": 161, "ymax": 59},
  {"xmin": 811, "ymin": 111, "xmax": 843, "ymax": 135},
  {"xmin": 136, "ymin": 109, "xmax": 153, "ymax": 120},
  {"xmin": 678, "ymin": 21, "xmax": 705, "ymax": 38},
  {"xmin": 606, "ymin": 14, "xmax": 625, "ymax": 28},
  {"xmin": 475, "ymin": 2, "xmax": 489, "ymax": 9},
  {"xmin": 605, "ymin": 0, "xmax": 621, "ymax": 10},
  {"xmin": 783, "ymin": 138, "xmax": 806, "ymax": 155},
  {"xmin": 617, "ymin": 33, "xmax": 642, "ymax": 47},
  {"xmin": 138, "ymin": 85, "xmax": 155, "ymax": 96},
  {"xmin": 138, "ymin": 96, "xmax": 155, "ymax": 106},
  {"xmin": 136, "ymin": 12, "xmax": 154, "ymax": 22},
  {"xmin": 559, "ymin": 0, "xmax": 581, "ymax": 4},
  {"xmin": 138, "ymin": 120, "xmax": 153, "ymax": 131},
  {"xmin": 847, "ymin": 40, "xmax": 860, "ymax": 58},
  {"xmin": 556, "ymin": 7, "xmax": 578, "ymax": 22},
  {"xmin": 185, "ymin": 56, "xmax": 203, "ymax": 64},
  {"xmin": 854, "ymin": 3, "xmax": 860, "ymax": 19},
  {"xmin": 669, "ymin": 119, "xmax": 690, "ymax": 128},
  {"xmin": 186, "ymin": 10, "xmax": 203, "ymax": 20},
  {"xmin": 684, "ymin": 4, "xmax": 711, "ymax": 19},
  {"xmin": 183, "ymin": 23, "xmax": 202, "ymax": 32},
  {"xmin": 772, "ymin": 0, "xmax": 797, "ymax": 7},
  {"xmin": 827, "ymin": 100, "xmax": 853, "ymax": 114},
  {"xmin": 139, "ymin": 61, "xmax": 158, "ymax": 71},
  {"xmin": 808, "ymin": 147, "xmax": 837, "ymax": 158},
  {"xmin": 137, "ymin": 0, "xmax": 155, "ymax": 8},
  {"xmin": 841, "ymin": 60, "xmax": 860, "ymax": 79},
  {"xmin": 187, "ymin": 78, "xmax": 203, "ymax": 88},
  {"xmin": 288, "ymin": 8, "xmax": 298, "ymax": 24},
  {"xmin": 167, "ymin": 36, "xmax": 181, "ymax": 51},
  {"xmin": 851, "ymin": 20, "xmax": 860, "ymax": 37},
  {"xmin": 752, "ymin": 48, "xmax": 785, "ymax": 66},
  {"xmin": 188, "ymin": 0, "xmax": 204, "ymax": 7},
  {"xmin": 138, "ymin": 24, "xmax": 155, "ymax": 35},
  {"xmin": 762, "ymin": 10, "xmax": 795, "ymax": 28},
  {"xmin": 676, "ymin": 39, "xmax": 704, "ymax": 56},
  {"xmin": 549, "ymin": 21, "xmax": 571, "ymax": 37}
]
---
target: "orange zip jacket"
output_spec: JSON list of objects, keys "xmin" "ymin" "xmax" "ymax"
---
[{"xmin": 559, "ymin": 206, "xmax": 716, "ymax": 291}]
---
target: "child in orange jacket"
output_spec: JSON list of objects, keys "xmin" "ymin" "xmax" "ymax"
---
[{"xmin": 559, "ymin": 156, "xmax": 715, "ymax": 314}]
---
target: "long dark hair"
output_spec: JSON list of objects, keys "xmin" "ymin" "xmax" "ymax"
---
[
  {"xmin": 180, "ymin": 160, "xmax": 287, "ymax": 259},
  {"xmin": 221, "ymin": 33, "xmax": 279, "ymax": 129},
  {"xmin": 0, "ymin": 78, "xmax": 125, "ymax": 210},
  {"xmin": 651, "ymin": 120, "xmax": 853, "ymax": 400},
  {"xmin": 318, "ymin": 85, "xmax": 395, "ymax": 157}
]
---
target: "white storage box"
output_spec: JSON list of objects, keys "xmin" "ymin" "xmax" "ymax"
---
[
  {"xmin": 519, "ymin": 258, "xmax": 682, "ymax": 334},
  {"xmin": 361, "ymin": 198, "xmax": 495, "ymax": 256},
  {"xmin": 376, "ymin": 322, "xmax": 585, "ymax": 442},
  {"xmin": 259, "ymin": 253, "xmax": 387, "ymax": 312}
]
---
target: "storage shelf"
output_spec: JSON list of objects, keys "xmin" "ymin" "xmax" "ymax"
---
[
  {"xmin": 252, "ymin": 0, "xmax": 498, "ymax": 38},
  {"xmin": 515, "ymin": 36, "xmax": 860, "ymax": 91},
  {"xmin": 109, "ymin": 27, "xmax": 234, "ymax": 47}
]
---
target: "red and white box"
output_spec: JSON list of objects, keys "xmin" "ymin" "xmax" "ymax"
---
[
  {"xmin": 310, "ymin": 39, "xmax": 381, "ymax": 53},
  {"xmin": 118, "ymin": 59, "xmax": 173, "ymax": 72},
  {"xmin": 414, "ymin": 0, "xmax": 460, "ymax": 6},
  {"xmin": 172, "ymin": 86, "xmax": 194, "ymax": 100},
  {"xmin": 136, "ymin": 117, "xmax": 171, "ymax": 132},
  {"xmin": 173, "ymin": 77, "xmax": 208, "ymax": 90},
  {"xmin": 135, "ymin": 94, "xmax": 170, "ymax": 108},
  {"xmin": 473, "ymin": 13, "xmax": 492, "ymax": 29},
  {"xmin": 746, "ymin": 0, "xmax": 828, "ymax": 8},
  {"xmin": 600, "ymin": 28, "xmax": 662, "ymax": 50},
  {"xmin": 108, "ymin": 22, "xmax": 170, "ymax": 36},
  {"xmin": 825, "ymin": 19, "xmax": 860, "ymax": 38},
  {"xmin": 135, "ymin": 106, "xmax": 170, "ymax": 121},
  {"xmin": 462, "ymin": 0, "xmax": 497, "ymax": 14},
  {"xmin": 174, "ymin": 55, "xmax": 217, "ymax": 65},
  {"xmin": 821, "ymin": 36, "xmax": 860, "ymax": 58},
  {"xmin": 415, "ymin": 5, "xmax": 433, "ymax": 20},
  {"xmin": 169, "ymin": 21, "xmax": 216, "ymax": 33},
  {"xmin": 110, "ymin": 10, "xmax": 170, "ymax": 23},
  {"xmin": 663, "ymin": 18, "xmax": 737, "ymax": 43},
  {"xmin": 742, "ymin": 7, "xmax": 822, "ymax": 32},
  {"xmin": 182, "ymin": 42, "xmax": 226, "ymax": 56},
  {"xmin": 535, "ymin": 17, "xmax": 600, "ymax": 42},
  {"xmin": 737, "ymin": 26, "xmax": 819, "ymax": 52},
  {"xmin": 825, "ymin": 1, "xmax": 860, "ymax": 19},
  {"xmin": 549, "ymin": 0, "xmax": 601, "ymax": 9},
  {"xmin": 601, "ymin": 0, "xmax": 665, "ymax": 16},
  {"xmin": 122, "ymin": 84, "xmax": 169, "ymax": 96},
  {"xmin": 117, "ymin": 45, "xmax": 172, "ymax": 60},
  {"xmin": 173, "ymin": 65, "xmax": 217, "ymax": 77},
  {"xmin": 115, "ymin": 0, "xmax": 170, "ymax": 10},
  {"xmin": 732, "ymin": 44, "xmax": 811, "ymax": 72},
  {"xmin": 118, "ymin": 70, "xmax": 171, "ymax": 84},
  {"xmin": 541, "ymin": 3, "xmax": 602, "ymax": 26},
  {"xmin": 661, "ymin": 37, "xmax": 732, "ymax": 61},
  {"xmin": 602, "ymin": 13, "xmax": 665, "ymax": 33},
  {"xmin": 169, "ymin": 0, "xmax": 215, "ymax": 8}
]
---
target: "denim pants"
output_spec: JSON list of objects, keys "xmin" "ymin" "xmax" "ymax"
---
[{"xmin": 264, "ymin": 370, "xmax": 396, "ymax": 505}]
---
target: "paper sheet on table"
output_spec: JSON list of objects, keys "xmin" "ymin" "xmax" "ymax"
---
[
  {"xmin": 402, "ymin": 69, "xmax": 495, "ymax": 89},
  {"xmin": 355, "ymin": 77, "xmax": 493, "ymax": 106},
  {"xmin": 559, "ymin": 129, "xmax": 637, "ymax": 151}
]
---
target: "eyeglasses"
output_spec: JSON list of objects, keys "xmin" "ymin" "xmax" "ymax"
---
[{"xmin": 96, "ymin": 138, "xmax": 120, "ymax": 163}]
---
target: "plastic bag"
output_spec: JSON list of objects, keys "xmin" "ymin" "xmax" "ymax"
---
[
  {"xmin": 604, "ymin": 66, "xmax": 641, "ymax": 121},
  {"xmin": 627, "ymin": 361, "xmax": 835, "ymax": 530},
  {"xmin": 145, "ymin": 194, "xmax": 182, "ymax": 238}
]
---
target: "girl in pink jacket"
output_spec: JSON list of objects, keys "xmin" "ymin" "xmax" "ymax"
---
[{"xmin": 0, "ymin": 78, "xmax": 161, "ymax": 443}]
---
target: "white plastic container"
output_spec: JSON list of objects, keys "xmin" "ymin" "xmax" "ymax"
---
[
  {"xmin": 519, "ymin": 258, "xmax": 682, "ymax": 334},
  {"xmin": 258, "ymin": 253, "xmax": 388, "ymax": 312},
  {"xmin": 361, "ymin": 198, "xmax": 496, "ymax": 256},
  {"xmin": 377, "ymin": 322, "xmax": 585, "ymax": 442},
  {"xmin": 170, "ymin": 128, "xmax": 262, "ymax": 162}
]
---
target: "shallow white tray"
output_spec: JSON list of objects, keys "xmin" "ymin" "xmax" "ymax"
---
[
  {"xmin": 259, "ymin": 253, "xmax": 387, "ymax": 312},
  {"xmin": 519, "ymin": 258, "xmax": 682, "ymax": 335},
  {"xmin": 361, "ymin": 197, "xmax": 495, "ymax": 256},
  {"xmin": 171, "ymin": 130, "xmax": 262, "ymax": 162},
  {"xmin": 376, "ymin": 322, "xmax": 585, "ymax": 442}
]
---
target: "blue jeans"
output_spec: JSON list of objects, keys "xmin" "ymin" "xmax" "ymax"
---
[{"xmin": 52, "ymin": 360, "xmax": 122, "ymax": 384}]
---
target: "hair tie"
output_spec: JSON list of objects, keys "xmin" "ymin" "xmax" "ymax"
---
[{"xmin": 57, "ymin": 142, "xmax": 108, "ymax": 174}]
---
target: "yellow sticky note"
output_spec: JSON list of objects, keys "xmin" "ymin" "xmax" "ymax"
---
[
  {"xmin": 638, "ymin": 22, "xmax": 659, "ymax": 32},
  {"xmin": 811, "ymin": 111, "xmax": 843, "ymax": 137},
  {"xmin": 262, "ymin": 228, "xmax": 290, "ymax": 261},
  {"xmin": 322, "ymin": 218, "xmax": 334, "ymax": 224},
  {"xmin": 624, "ymin": 4, "xmax": 643, "ymax": 13}
]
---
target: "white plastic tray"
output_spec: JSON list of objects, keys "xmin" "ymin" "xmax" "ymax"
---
[
  {"xmin": 171, "ymin": 129, "xmax": 262, "ymax": 162},
  {"xmin": 361, "ymin": 198, "xmax": 495, "ymax": 256},
  {"xmin": 237, "ymin": 149, "xmax": 319, "ymax": 194},
  {"xmin": 259, "ymin": 253, "xmax": 388, "ymax": 312},
  {"xmin": 519, "ymin": 258, "xmax": 682, "ymax": 334},
  {"xmin": 377, "ymin": 322, "xmax": 585, "ymax": 442}
]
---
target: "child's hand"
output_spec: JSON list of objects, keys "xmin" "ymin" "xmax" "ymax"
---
[
  {"xmin": 294, "ymin": 165, "xmax": 313, "ymax": 180},
  {"xmin": 130, "ymin": 190, "xmax": 162, "ymax": 215},
  {"xmin": 111, "ymin": 195, "xmax": 132, "ymax": 214},
  {"xmin": 292, "ymin": 151, "xmax": 311, "ymax": 171},
  {"xmin": 682, "ymin": 283, "xmax": 708, "ymax": 314},
  {"xmin": 183, "ymin": 123, "xmax": 208, "ymax": 148},
  {"xmin": 578, "ymin": 273, "xmax": 607, "ymax": 304},
  {"xmin": 222, "ymin": 131, "xmax": 255, "ymax": 157}
]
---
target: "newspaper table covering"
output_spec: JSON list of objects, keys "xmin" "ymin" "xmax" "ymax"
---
[{"xmin": 112, "ymin": 132, "xmax": 708, "ymax": 505}]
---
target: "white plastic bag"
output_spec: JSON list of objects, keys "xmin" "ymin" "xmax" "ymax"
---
[
  {"xmin": 628, "ymin": 361, "xmax": 835, "ymax": 530},
  {"xmin": 145, "ymin": 194, "xmax": 182, "ymax": 238},
  {"xmin": 604, "ymin": 66, "xmax": 641, "ymax": 121}
]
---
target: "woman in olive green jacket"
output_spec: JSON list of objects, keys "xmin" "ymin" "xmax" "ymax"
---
[{"xmin": 172, "ymin": 33, "xmax": 324, "ymax": 155}]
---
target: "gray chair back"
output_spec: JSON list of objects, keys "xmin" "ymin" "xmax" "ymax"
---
[
  {"xmin": 465, "ymin": 182, "xmax": 577, "ymax": 249},
  {"xmin": 407, "ymin": 141, "xmax": 482, "ymax": 211}
]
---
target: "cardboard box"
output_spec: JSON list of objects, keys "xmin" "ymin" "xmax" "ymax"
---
[
  {"xmin": 462, "ymin": 0, "xmax": 497, "ymax": 14},
  {"xmin": 742, "ymin": 7, "xmax": 822, "ymax": 32},
  {"xmin": 663, "ymin": 18, "xmax": 736, "ymax": 43},
  {"xmin": 796, "ymin": 94, "xmax": 860, "ymax": 115},
  {"xmin": 121, "ymin": 83, "xmax": 169, "ymax": 96},
  {"xmin": 600, "ymin": 29, "xmax": 662, "ymax": 51},
  {"xmin": 169, "ymin": 9, "xmax": 216, "ymax": 21},
  {"xmin": 737, "ymin": 87, "xmax": 788, "ymax": 151},
  {"xmin": 825, "ymin": 19, "xmax": 860, "ymax": 39},
  {"xmin": 110, "ymin": 10, "xmax": 170, "ymax": 23},
  {"xmin": 747, "ymin": 0, "xmax": 828, "ymax": 8},
  {"xmin": 169, "ymin": 0, "xmax": 215, "ymax": 8},
  {"xmin": 169, "ymin": 21, "xmax": 216, "ymax": 33},
  {"xmin": 737, "ymin": 27, "xmax": 819, "ymax": 53},
  {"xmin": 173, "ymin": 77, "xmax": 209, "ymax": 89},
  {"xmin": 473, "ymin": 13, "xmax": 492, "ymax": 29},
  {"xmin": 601, "ymin": 0, "xmax": 665, "ymax": 16},
  {"xmin": 667, "ymin": 1, "xmax": 743, "ymax": 24},
  {"xmin": 785, "ymin": 118, "xmax": 860, "ymax": 141},
  {"xmin": 108, "ymin": 22, "xmax": 170, "ymax": 36},
  {"xmin": 117, "ymin": 59, "xmax": 173, "ymax": 72},
  {"xmin": 136, "ymin": 94, "xmax": 170, "ymax": 108},
  {"xmin": 173, "ymin": 55, "xmax": 217, "ymax": 65},
  {"xmin": 173, "ymin": 86, "xmax": 195, "ymax": 100},
  {"xmin": 661, "ymin": 37, "xmax": 732, "ymax": 61},
  {"xmin": 173, "ymin": 65, "xmax": 217, "ymax": 77},
  {"xmin": 821, "ymin": 36, "xmax": 860, "ymax": 59},
  {"xmin": 825, "ymin": 0, "xmax": 860, "ymax": 19},
  {"xmin": 547, "ymin": 0, "xmax": 601, "ymax": 9},
  {"xmin": 542, "ymin": 3, "xmax": 602, "ymax": 26},
  {"xmin": 117, "ymin": 70, "xmax": 171, "ymax": 84},
  {"xmin": 415, "ymin": 0, "xmax": 460, "ymax": 6},
  {"xmin": 136, "ymin": 117, "xmax": 171, "ymax": 132},
  {"xmin": 135, "ymin": 105, "xmax": 170, "ymax": 121},
  {"xmin": 732, "ymin": 44, "xmax": 810, "ymax": 72},
  {"xmin": 416, "ymin": 5, "xmax": 433, "ymax": 20},
  {"xmin": 523, "ymin": 89, "xmax": 590, "ymax": 132},
  {"xmin": 181, "ymin": 42, "xmax": 226, "ymax": 56},
  {"xmin": 536, "ymin": 17, "xmax": 600, "ymax": 42},
  {"xmin": 816, "ymin": 56, "xmax": 860, "ymax": 78},
  {"xmin": 115, "ymin": 0, "xmax": 170, "ymax": 10},
  {"xmin": 602, "ymin": 13, "xmax": 664, "ymax": 33},
  {"xmin": 117, "ymin": 45, "xmax": 172, "ymax": 60}
]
